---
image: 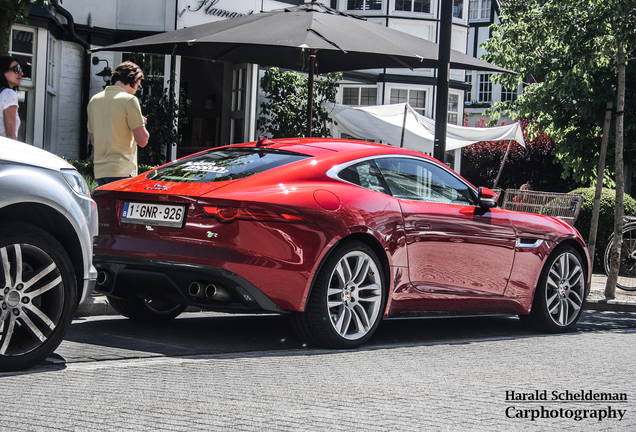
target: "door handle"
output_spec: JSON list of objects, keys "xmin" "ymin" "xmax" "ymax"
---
[{"xmin": 415, "ymin": 222, "xmax": 431, "ymax": 230}]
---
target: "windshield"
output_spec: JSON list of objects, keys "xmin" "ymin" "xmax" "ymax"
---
[{"xmin": 147, "ymin": 148, "xmax": 309, "ymax": 183}]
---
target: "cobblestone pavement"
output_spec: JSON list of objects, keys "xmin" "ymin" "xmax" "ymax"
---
[{"xmin": 1, "ymin": 312, "xmax": 635, "ymax": 431}]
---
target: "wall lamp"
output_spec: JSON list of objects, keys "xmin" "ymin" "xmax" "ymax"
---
[{"xmin": 92, "ymin": 56, "xmax": 112, "ymax": 84}]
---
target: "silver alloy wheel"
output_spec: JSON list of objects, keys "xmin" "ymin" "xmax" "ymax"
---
[
  {"xmin": 0, "ymin": 243, "xmax": 64, "ymax": 357},
  {"xmin": 544, "ymin": 251, "xmax": 585, "ymax": 327},
  {"xmin": 326, "ymin": 250, "xmax": 383, "ymax": 340}
]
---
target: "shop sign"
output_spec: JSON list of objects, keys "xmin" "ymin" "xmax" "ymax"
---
[{"xmin": 178, "ymin": 0, "xmax": 254, "ymax": 28}]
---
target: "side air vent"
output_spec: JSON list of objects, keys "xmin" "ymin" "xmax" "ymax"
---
[{"xmin": 515, "ymin": 238, "xmax": 544, "ymax": 248}]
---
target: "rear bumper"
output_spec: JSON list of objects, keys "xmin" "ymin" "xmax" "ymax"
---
[{"xmin": 93, "ymin": 254, "xmax": 285, "ymax": 314}]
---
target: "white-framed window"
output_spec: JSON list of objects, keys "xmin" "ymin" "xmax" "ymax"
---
[
  {"xmin": 478, "ymin": 73, "xmax": 492, "ymax": 103},
  {"xmin": 347, "ymin": 0, "xmax": 383, "ymax": 11},
  {"xmin": 231, "ymin": 65, "xmax": 248, "ymax": 144},
  {"xmin": 122, "ymin": 53, "xmax": 166, "ymax": 96},
  {"xmin": 501, "ymin": 85, "xmax": 518, "ymax": 102},
  {"xmin": 232, "ymin": 67, "xmax": 246, "ymax": 112},
  {"xmin": 390, "ymin": 88, "xmax": 426, "ymax": 116},
  {"xmin": 394, "ymin": 0, "xmax": 431, "ymax": 14},
  {"xmin": 10, "ymin": 28, "xmax": 34, "ymax": 83},
  {"xmin": 46, "ymin": 36, "xmax": 55, "ymax": 90},
  {"xmin": 453, "ymin": 0, "xmax": 464, "ymax": 18},
  {"xmin": 44, "ymin": 35, "xmax": 57, "ymax": 152},
  {"xmin": 447, "ymin": 93, "xmax": 460, "ymax": 125},
  {"xmin": 9, "ymin": 26, "xmax": 36, "ymax": 143},
  {"xmin": 342, "ymin": 87, "xmax": 378, "ymax": 106},
  {"xmin": 465, "ymin": 73, "xmax": 472, "ymax": 103},
  {"xmin": 469, "ymin": 0, "xmax": 491, "ymax": 21}
]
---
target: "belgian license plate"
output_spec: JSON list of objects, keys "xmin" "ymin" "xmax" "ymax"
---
[{"xmin": 121, "ymin": 202, "xmax": 185, "ymax": 227}]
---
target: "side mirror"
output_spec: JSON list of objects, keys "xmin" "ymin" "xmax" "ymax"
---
[{"xmin": 478, "ymin": 187, "xmax": 498, "ymax": 208}]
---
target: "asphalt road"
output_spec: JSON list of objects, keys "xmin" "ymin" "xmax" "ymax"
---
[{"xmin": 2, "ymin": 310, "xmax": 636, "ymax": 431}]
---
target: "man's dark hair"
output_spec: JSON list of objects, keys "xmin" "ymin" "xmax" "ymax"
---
[
  {"xmin": 0, "ymin": 56, "xmax": 21, "ymax": 90},
  {"xmin": 110, "ymin": 61, "xmax": 144, "ymax": 86}
]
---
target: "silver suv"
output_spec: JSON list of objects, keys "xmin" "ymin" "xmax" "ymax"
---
[{"xmin": 0, "ymin": 137, "xmax": 98, "ymax": 371}]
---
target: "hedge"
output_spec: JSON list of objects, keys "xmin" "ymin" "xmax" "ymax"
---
[
  {"xmin": 572, "ymin": 187, "xmax": 636, "ymax": 269},
  {"xmin": 66, "ymin": 159, "xmax": 158, "ymax": 192}
]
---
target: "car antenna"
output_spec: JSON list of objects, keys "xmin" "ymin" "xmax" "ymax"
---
[{"xmin": 256, "ymin": 136, "xmax": 274, "ymax": 147}]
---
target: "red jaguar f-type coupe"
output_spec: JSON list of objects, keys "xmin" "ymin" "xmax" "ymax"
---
[{"xmin": 92, "ymin": 138, "xmax": 590, "ymax": 348}]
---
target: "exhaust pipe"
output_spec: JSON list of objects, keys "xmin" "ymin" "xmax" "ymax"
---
[
  {"xmin": 205, "ymin": 284, "xmax": 231, "ymax": 302},
  {"xmin": 96, "ymin": 270, "xmax": 113, "ymax": 292},
  {"xmin": 189, "ymin": 281, "xmax": 232, "ymax": 302},
  {"xmin": 188, "ymin": 281, "xmax": 204, "ymax": 298}
]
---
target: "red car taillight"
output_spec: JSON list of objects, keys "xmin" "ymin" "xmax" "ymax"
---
[{"xmin": 201, "ymin": 205, "xmax": 307, "ymax": 224}]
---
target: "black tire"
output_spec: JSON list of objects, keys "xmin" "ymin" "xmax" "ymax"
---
[
  {"xmin": 604, "ymin": 227, "xmax": 636, "ymax": 291},
  {"xmin": 291, "ymin": 241, "xmax": 386, "ymax": 349},
  {"xmin": 108, "ymin": 296, "xmax": 186, "ymax": 322},
  {"xmin": 521, "ymin": 245, "xmax": 586, "ymax": 333},
  {"xmin": 0, "ymin": 223, "xmax": 77, "ymax": 371}
]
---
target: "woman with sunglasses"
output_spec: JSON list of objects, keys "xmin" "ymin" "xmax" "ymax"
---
[{"xmin": 0, "ymin": 56, "xmax": 23, "ymax": 140}]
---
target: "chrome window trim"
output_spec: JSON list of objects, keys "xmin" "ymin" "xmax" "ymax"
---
[{"xmin": 327, "ymin": 154, "xmax": 479, "ymax": 198}]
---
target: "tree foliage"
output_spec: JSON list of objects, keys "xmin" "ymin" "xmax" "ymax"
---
[
  {"xmin": 482, "ymin": 0, "xmax": 636, "ymax": 185},
  {"xmin": 461, "ymin": 118, "xmax": 579, "ymax": 191},
  {"xmin": 257, "ymin": 67, "xmax": 341, "ymax": 138},
  {"xmin": 0, "ymin": 0, "xmax": 51, "ymax": 55}
]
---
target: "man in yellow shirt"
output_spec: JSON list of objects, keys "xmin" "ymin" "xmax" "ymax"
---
[{"xmin": 87, "ymin": 61, "xmax": 149, "ymax": 186}]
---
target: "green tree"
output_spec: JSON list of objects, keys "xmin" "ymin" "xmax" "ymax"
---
[
  {"xmin": 482, "ymin": 0, "xmax": 636, "ymax": 298},
  {"xmin": 257, "ymin": 67, "xmax": 341, "ymax": 138},
  {"xmin": 0, "ymin": 0, "xmax": 50, "ymax": 55},
  {"xmin": 483, "ymin": 0, "xmax": 635, "ymax": 186}
]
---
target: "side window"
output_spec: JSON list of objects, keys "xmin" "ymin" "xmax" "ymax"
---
[
  {"xmin": 374, "ymin": 158, "xmax": 475, "ymax": 205},
  {"xmin": 338, "ymin": 161, "xmax": 391, "ymax": 195}
]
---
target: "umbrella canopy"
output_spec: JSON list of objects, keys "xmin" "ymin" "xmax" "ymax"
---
[
  {"xmin": 92, "ymin": 2, "xmax": 513, "ymax": 135},
  {"xmin": 93, "ymin": 2, "xmax": 511, "ymax": 73}
]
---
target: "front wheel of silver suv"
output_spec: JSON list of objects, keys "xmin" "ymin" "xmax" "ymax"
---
[{"xmin": 0, "ymin": 223, "xmax": 77, "ymax": 371}]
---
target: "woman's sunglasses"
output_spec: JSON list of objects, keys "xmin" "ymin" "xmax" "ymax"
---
[{"xmin": 10, "ymin": 65, "xmax": 22, "ymax": 74}]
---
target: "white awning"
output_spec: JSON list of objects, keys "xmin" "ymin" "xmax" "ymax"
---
[{"xmin": 324, "ymin": 102, "xmax": 525, "ymax": 154}]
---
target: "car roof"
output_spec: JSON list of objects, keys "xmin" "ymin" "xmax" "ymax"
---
[{"xmin": 227, "ymin": 137, "xmax": 435, "ymax": 160}]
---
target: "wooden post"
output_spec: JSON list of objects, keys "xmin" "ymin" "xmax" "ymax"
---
[
  {"xmin": 400, "ymin": 104, "xmax": 408, "ymax": 148},
  {"xmin": 493, "ymin": 140, "xmax": 513, "ymax": 189},
  {"xmin": 588, "ymin": 102, "xmax": 613, "ymax": 267}
]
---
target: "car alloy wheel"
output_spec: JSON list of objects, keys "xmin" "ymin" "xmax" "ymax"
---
[
  {"xmin": 0, "ymin": 224, "xmax": 77, "ymax": 371},
  {"xmin": 326, "ymin": 249, "xmax": 383, "ymax": 340},
  {"xmin": 524, "ymin": 245, "xmax": 586, "ymax": 332},
  {"xmin": 292, "ymin": 241, "xmax": 385, "ymax": 348}
]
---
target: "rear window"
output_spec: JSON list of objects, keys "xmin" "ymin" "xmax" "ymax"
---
[{"xmin": 146, "ymin": 148, "xmax": 309, "ymax": 183}]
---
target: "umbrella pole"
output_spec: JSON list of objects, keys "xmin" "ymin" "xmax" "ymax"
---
[
  {"xmin": 400, "ymin": 104, "xmax": 408, "ymax": 147},
  {"xmin": 493, "ymin": 140, "xmax": 513, "ymax": 189},
  {"xmin": 306, "ymin": 49, "xmax": 317, "ymax": 137}
]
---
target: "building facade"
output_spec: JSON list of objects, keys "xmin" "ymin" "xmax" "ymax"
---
[
  {"xmin": 465, "ymin": 0, "xmax": 518, "ymax": 126},
  {"xmin": 9, "ymin": 0, "xmax": 506, "ymax": 169}
]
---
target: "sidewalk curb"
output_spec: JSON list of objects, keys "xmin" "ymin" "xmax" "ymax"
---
[
  {"xmin": 583, "ymin": 299, "xmax": 636, "ymax": 313},
  {"xmin": 75, "ymin": 294, "xmax": 636, "ymax": 318}
]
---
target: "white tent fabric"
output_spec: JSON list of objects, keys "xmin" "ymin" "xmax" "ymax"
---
[{"xmin": 324, "ymin": 102, "xmax": 525, "ymax": 154}]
